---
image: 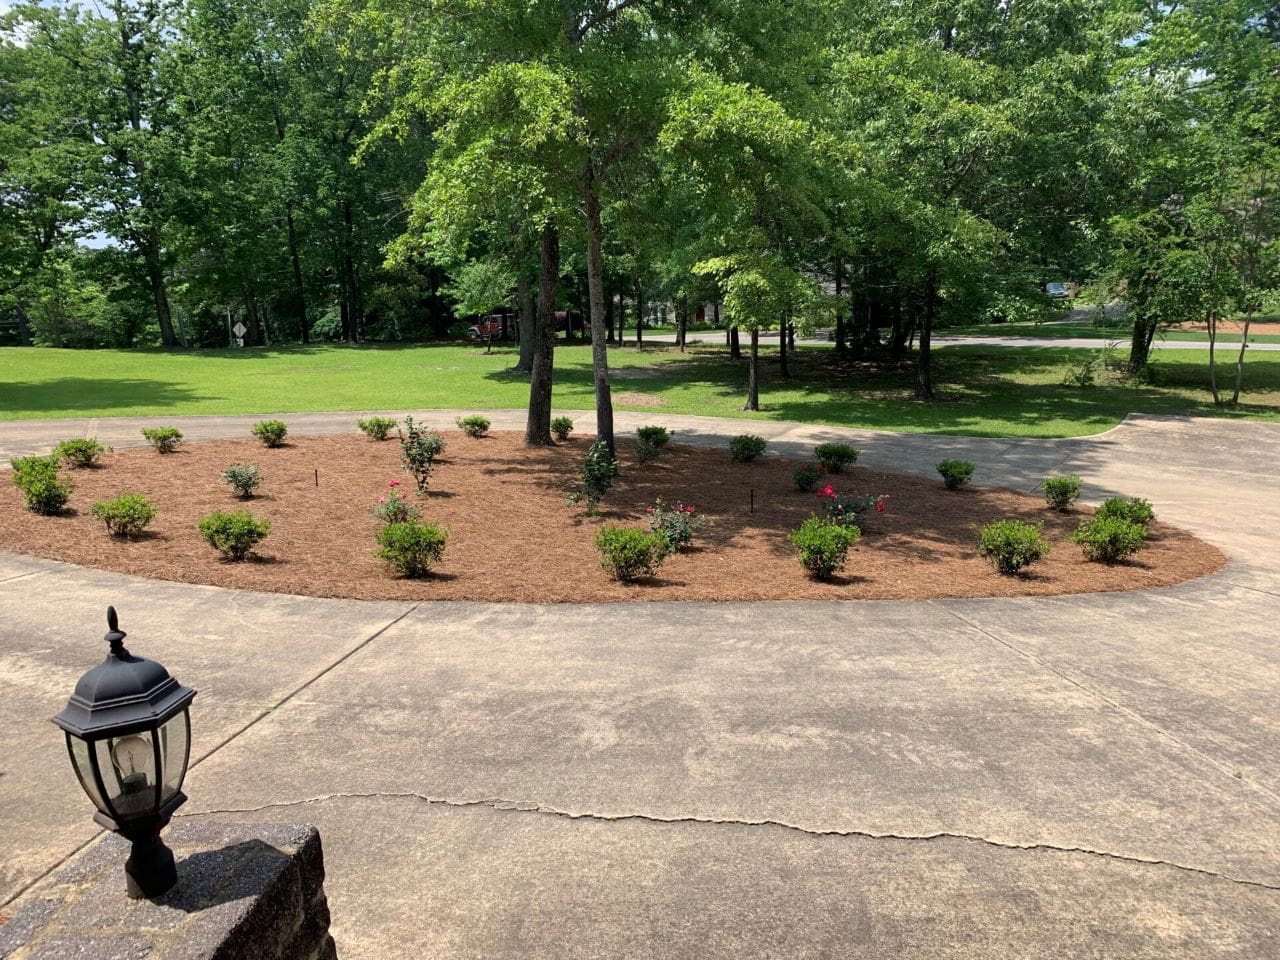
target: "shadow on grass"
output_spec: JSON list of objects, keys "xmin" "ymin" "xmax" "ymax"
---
[{"xmin": 0, "ymin": 378, "xmax": 208, "ymax": 417}]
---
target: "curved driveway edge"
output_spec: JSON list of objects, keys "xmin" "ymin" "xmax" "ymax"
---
[{"xmin": 2, "ymin": 412, "xmax": 1278, "ymax": 958}]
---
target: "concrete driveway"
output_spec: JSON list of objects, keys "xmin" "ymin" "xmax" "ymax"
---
[{"xmin": 2, "ymin": 411, "xmax": 1278, "ymax": 958}]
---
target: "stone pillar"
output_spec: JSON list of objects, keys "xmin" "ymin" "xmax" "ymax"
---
[{"xmin": 0, "ymin": 822, "xmax": 336, "ymax": 960}]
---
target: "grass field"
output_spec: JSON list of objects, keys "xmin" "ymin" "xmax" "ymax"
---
[
  {"xmin": 941, "ymin": 318, "xmax": 1280, "ymax": 343},
  {"xmin": 1, "ymin": 341, "xmax": 1277, "ymax": 437}
]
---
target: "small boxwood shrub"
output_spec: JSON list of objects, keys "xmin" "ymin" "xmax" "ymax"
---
[
  {"xmin": 457, "ymin": 415, "xmax": 491, "ymax": 438},
  {"xmin": 1096, "ymin": 496, "xmax": 1155, "ymax": 528},
  {"xmin": 1072, "ymin": 516, "xmax": 1147, "ymax": 563},
  {"xmin": 251, "ymin": 419, "xmax": 289, "ymax": 447},
  {"xmin": 551, "ymin": 416, "xmax": 574, "ymax": 441},
  {"xmin": 793, "ymin": 463, "xmax": 822, "ymax": 492},
  {"xmin": 729, "ymin": 434, "xmax": 767, "ymax": 463},
  {"xmin": 635, "ymin": 438, "xmax": 660, "ymax": 464},
  {"xmin": 398, "ymin": 416, "xmax": 446, "ymax": 492},
  {"xmin": 1042, "ymin": 475, "xmax": 1082, "ymax": 511},
  {"xmin": 141, "ymin": 427, "xmax": 183, "ymax": 453},
  {"xmin": 977, "ymin": 520, "xmax": 1050, "ymax": 575},
  {"xmin": 567, "ymin": 441, "xmax": 619, "ymax": 513},
  {"xmin": 197, "ymin": 509, "xmax": 270, "ymax": 561},
  {"xmin": 790, "ymin": 516, "xmax": 860, "ymax": 580},
  {"xmin": 937, "ymin": 459, "xmax": 976, "ymax": 490},
  {"xmin": 375, "ymin": 519, "xmax": 449, "ymax": 578},
  {"xmin": 91, "ymin": 493, "xmax": 156, "ymax": 539},
  {"xmin": 357, "ymin": 417, "xmax": 398, "ymax": 441},
  {"xmin": 54, "ymin": 438, "xmax": 107, "ymax": 468},
  {"xmin": 220, "ymin": 463, "xmax": 262, "ymax": 499},
  {"xmin": 11, "ymin": 454, "xmax": 72, "ymax": 515},
  {"xmin": 636, "ymin": 425, "xmax": 671, "ymax": 449},
  {"xmin": 814, "ymin": 442, "xmax": 859, "ymax": 473},
  {"xmin": 596, "ymin": 525, "xmax": 667, "ymax": 582}
]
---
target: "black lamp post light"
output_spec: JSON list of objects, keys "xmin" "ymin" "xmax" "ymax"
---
[{"xmin": 52, "ymin": 607, "xmax": 197, "ymax": 899}]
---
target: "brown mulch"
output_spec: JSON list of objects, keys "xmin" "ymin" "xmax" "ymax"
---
[
  {"xmin": 1172, "ymin": 319, "xmax": 1280, "ymax": 337},
  {"xmin": 0, "ymin": 433, "xmax": 1225, "ymax": 603}
]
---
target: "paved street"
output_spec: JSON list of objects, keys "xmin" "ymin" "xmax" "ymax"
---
[{"xmin": 2, "ymin": 411, "xmax": 1278, "ymax": 958}]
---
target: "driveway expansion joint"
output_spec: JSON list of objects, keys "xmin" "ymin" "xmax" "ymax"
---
[
  {"xmin": 932, "ymin": 600, "xmax": 1280, "ymax": 810},
  {"xmin": 180, "ymin": 792, "xmax": 1280, "ymax": 894}
]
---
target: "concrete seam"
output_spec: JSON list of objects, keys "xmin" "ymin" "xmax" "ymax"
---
[
  {"xmin": 188, "ymin": 603, "xmax": 421, "ymax": 770},
  {"xmin": 180, "ymin": 792, "xmax": 1280, "ymax": 894},
  {"xmin": 932, "ymin": 600, "xmax": 1280, "ymax": 811},
  {"xmin": 0, "ymin": 568, "xmax": 53, "ymax": 586}
]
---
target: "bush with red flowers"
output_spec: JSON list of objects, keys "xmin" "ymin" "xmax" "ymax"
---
[
  {"xmin": 646, "ymin": 498, "xmax": 707, "ymax": 552},
  {"xmin": 816, "ymin": 485, "xmax": 889, "ymax": 528}
]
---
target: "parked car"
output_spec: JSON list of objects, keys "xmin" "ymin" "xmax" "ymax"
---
[{"xmin": 1045, "ymin": 282, "xmax": 1071, "ymax": 299}]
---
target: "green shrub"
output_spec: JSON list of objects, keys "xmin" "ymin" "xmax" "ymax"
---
[
  {"xmin": 977, "ymin": 520, "xmax": 1050, "ymax": 575},
  {"xmin": 1042, "ymin": 475, "xmax": 1082, "ymax": 511},
  {"xmin": 220, "ymin": 463, "xmax": 262, "ymax": 499},
  {"xmin": 371, "ymin": 481, "xmax": 421, "ymax": 524},
  {"xmin": 729, "ymin": 434, "xmax": 767, "ymax": 463},
  {"xmin": 636, "ymin": 425, "xmax": 671, "ymax": 449},
  {"xmin": 53, "ymin": 438, "xmax": 107, "ymax": 468},
  {"xmin": 11, "ymin": 454, "xmax": 72, "ymax": 515},
  {"xmin": 793, "ymin": 463, "xmax": 822, "ymax": 492},
  {"xmin": 197, "ymin": 510, "xmax": 270, "ymax": 561},
  {"xmin": 398, "ymin": 416, "xmax": 446, "ymax": 492},
  {"xmin": 595, "ymin": 525, "xmax": 667, "ymax": 582},
  {"xmin": 789, "ymin": 516, "xmax": 860, "ymax": 580},
  {"xmin": 91, "ymin": 493, "xmax": 156, "ymax": 538},
  {"xmin": 937, "ymin": 459, "xmax": 976, "ymax": 490},
  {"xmin": 567, "ymin": 441, "xmax": 619, "ymax": 513},
  {"xmin": 551, "ymin": 416, "xmax": 574, "ymax": 441},
  {"xmin": 1072, "ymin": 516, "xmax": 1147, "ymax": 563},
  {"xmin": 251, "ymin": 419, "xmax": 289, "ymax": 447},
  {"xmin": 357, "ymin": 417, "xmax": 398, "ymax": 441},
  {"xmin": 813, "ymin": 442, "xmax": 860, "ymax": 473},
  {"xmin": 635, "ymin": 438, "xmax": 660, "ymax": 464},
  {"xmin": 457, "ymin": 415, "xmax": 491, "ymax": 438},
  {"xmin": 374, "ymin": 519, "xmax": 448, "ymax": 578},
  {"xmin": 646, "ymin": 499, "xmax": 706, "ymax": 552},
  {"xmin": 1096, "ymin": 496, "xmax": 1155, "ymax": 528},
  {"xmin": 140, "ymin": 427, "xmax": 183, "ymax": 454}
]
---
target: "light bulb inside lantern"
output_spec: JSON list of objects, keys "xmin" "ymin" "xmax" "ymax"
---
[{"xmin": 111, "ymin": 735, "xmax": 153, "ymax": 785}]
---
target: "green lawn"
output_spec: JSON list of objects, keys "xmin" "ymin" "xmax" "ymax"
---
[
  {"xmin": 1, "ymin": 341, "xmax": 1277, "ymax": 437},
  {"xmin": 941, "ymin": 317, "xmax": 1280, "ymax": 344}
]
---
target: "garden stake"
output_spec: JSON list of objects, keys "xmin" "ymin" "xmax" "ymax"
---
[
  {"xmin": 750, "ymin": 489, "xmax": 754, "ymax": 513},
  {"xmin": 315, "ymin": 469, "xmax": 319, "ymax": 487}
]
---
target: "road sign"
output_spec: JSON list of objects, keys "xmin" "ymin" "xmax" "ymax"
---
[{"xmin": 232, "ymin": 322, "xmax": 248, "ymax": 339}]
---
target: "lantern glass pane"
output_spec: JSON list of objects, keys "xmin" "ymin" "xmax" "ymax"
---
[
  {"xmin": 160, "ymin": 710, "xmax": 190, "ymax": 802},
  {"xmin": 68, "ymin": 736, "xmax": 106, "ymax": 813},
  {"xmin": 95, "ymin": 730, "xmax": 157, "ymax": 820}
]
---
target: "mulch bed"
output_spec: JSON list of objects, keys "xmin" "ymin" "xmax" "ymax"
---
[{"xmin": 0, "ymin": 433, "xmax": 1225, "ymax": 602}]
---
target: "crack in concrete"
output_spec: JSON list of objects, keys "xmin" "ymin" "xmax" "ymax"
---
[
  {"xmin": 181, "ymin": 791, "xmax": 1280, "ymax": 894},
  {"xmin": 934, "ymin": 601, "xmax": 1280, "ymax": 811}
]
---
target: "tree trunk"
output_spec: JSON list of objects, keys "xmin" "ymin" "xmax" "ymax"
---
[
  {"xmin": 745, "ymin": 329, "xmax": 760, "ymax": 411},
  {"xmin": 779, "ymin": 312, "xmax": 789, "ymax": 378},
  {"xmin": 286, "ymin": 206, "xmax": 309, "ymax": 343},
  {"xmin": 142, "ymin": 235, "xmax": 178, "ymax": 347},
  {"xmin": 1231, "ymin": 310, "xmax": 1253, "ymax": 405},
  {"xmin": 15, "ymin": 303, "xmax": 32, "ymax": 346},
  {"xmin": 635, "ymin": 280, "xmax": 644, "ymax": 348},
  {"xmin": 341, "ymin": 200, "xmax": 363, "ymax": 342},
  {"xmin": 525, "ymin": 222, "xmax": 559, "ymax": 446},
  {"xmin": 1208, "ymin": 312, "xmax": 1220, "ymax": 406},
  {"xmin": 516, "ymin": 273, "xmax": 535, "ymax": 372},
  {"xmin": 677, "ymin": 296, "xmax": 687, "ymax": 352},
  {"xmin": 730, "ymin": 325, "xmax": 740, "ymax": 359},
  {"xmin": 1128, "ymin": 316, "xmax": 1156, "ymax": 371},
  {"xmin": 915, "ymin": 272, "xmax": 937, "ymax": 400},
  {"xmin": 834, "ymin": 264, "xmax": 846, "ymax": 353},
  {"xmin": 582, "ymin": 163, "xmax": 615, "ymax": 454},
  {"xmin": 890, "ymin": 291, "xmax": 906, "ymax": 362}
]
